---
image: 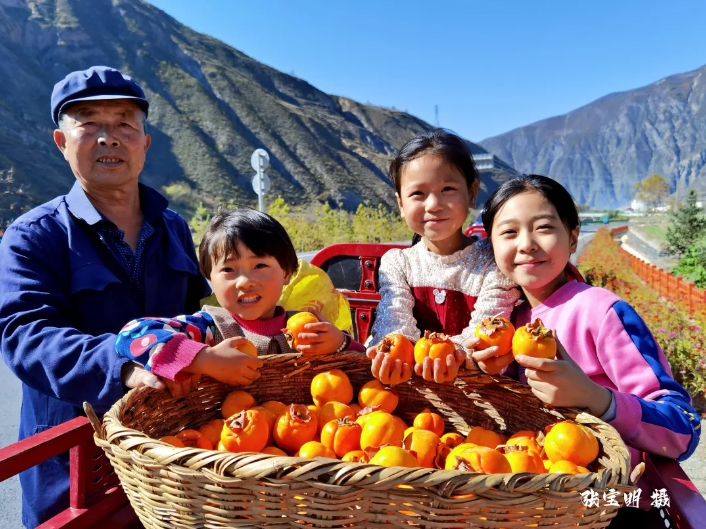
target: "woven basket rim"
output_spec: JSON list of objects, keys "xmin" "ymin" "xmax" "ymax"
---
[{"xmin": 95, "ymin": 351, "xmax": 633, "ymax": 495}]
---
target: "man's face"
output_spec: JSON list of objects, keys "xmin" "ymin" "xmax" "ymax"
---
[{"xmin": 53, "ymin": 100, "xmax": 151, "ymax": 190}]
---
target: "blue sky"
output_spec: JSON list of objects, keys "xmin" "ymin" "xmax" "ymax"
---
[{"xmin": 147, "ymin": 0, "xmax": 706, "ymax": 143}]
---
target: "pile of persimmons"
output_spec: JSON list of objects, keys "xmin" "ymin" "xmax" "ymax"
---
[
  {"xmin": 158, "ymin": 315, "xmax": 598, "ymax": 474},
  {"xmin": 159, "ymin": 372, "xmax": 599, "ymax": 475}
]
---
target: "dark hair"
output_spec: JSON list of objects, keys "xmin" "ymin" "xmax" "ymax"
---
[
  {"xmin": 390, "ymin": 129, "xmax": 480, "ymax": 245},
  {"xmin": 390, "ymin": 129, "xmax": 480, "ymax": 194},
  {"xmin": 198, "ymin": 208, "xmax": 299, "ymax": 278},
  {"xmin": 482, "ymin": 174, "xmax": 580, "ymax": 237}
]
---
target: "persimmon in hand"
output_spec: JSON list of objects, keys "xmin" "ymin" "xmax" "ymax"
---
[
  {"xmin": 413, "ymin": 331, "xmax": 456, "ymax": 364},
  {"xmin": 474, "ymin": 316, "xmax": 515, "ymax": 356},
  {"xmin": 512, "ymin": 318, "xmax": 556, "ymax": 359},
  {"xmin": 378, "ymin": 333, "xmax": 414, "ymax": 365},
  {"xmin": 283, "ymin": 312, "xmax": 319, "ymax": 349}
]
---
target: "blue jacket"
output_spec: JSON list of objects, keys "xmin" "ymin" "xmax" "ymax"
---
[{"xmin": 0, "ymin": 182, "xmax": 211, "ymax": 528}]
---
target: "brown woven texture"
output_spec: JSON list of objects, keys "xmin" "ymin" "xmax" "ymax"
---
[{"xmin": 92, "ymin": 351, "xmax": 633, "ymax": 528}]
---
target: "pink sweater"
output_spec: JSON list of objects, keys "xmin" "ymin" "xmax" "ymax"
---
[{"xmin": 510, "ymin": 281, "xmax": 699, "ymax": 466}]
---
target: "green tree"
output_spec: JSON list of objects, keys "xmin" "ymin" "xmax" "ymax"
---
[
  {"xmin": 189, "ymin": 202, "xmax": 211, "ymax": 244},
  {"xmin": 635, "ymin": 174, "xmax": 669, "ymax": 210},
  {"xmin": 672, "ymin": 243, "xmax": 706, "ymax": 288},
  {"xmin": 666, "ymin": 190, "xmax": 706, "ymax": 256}
]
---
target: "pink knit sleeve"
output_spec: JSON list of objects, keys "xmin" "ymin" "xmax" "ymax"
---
[{"xmin": 149, "ymin": 334, "xmax": 208, "ymax": 381}]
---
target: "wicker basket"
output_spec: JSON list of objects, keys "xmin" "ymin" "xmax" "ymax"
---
[{"xmin": 90, "ymin": 351, "xmax": 633, "ymax": 528}]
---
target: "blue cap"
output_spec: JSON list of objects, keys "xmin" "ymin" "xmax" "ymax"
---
[{"xmin": 51, "ymin": 66, "xmax": 149, "ymax": 127}]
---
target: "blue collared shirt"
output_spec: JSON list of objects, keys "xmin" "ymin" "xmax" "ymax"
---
[
  {"xmin": 0, "ymin": 181, "xmax": 211, "ymax": 528},
  {"xmin": 95, "ymin": 217, "xmax": 154, "ymax": 296}
]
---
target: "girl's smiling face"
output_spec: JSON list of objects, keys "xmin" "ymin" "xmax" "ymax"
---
[
  {"xmin": 396, "ymin": 154, "xmax": 478, "ymax": 255},
  {"xmin": 490, "ymin": 191, "xmax": 579, "ymax": 306},
  {"xmin": 209, "ymin": 240, "xmax": 291, "ymax": 320}
]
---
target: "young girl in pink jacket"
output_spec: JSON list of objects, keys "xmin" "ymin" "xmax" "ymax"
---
[{"xmin": 467, "ymin": 174, "xmax": 699, "ymax": 466}]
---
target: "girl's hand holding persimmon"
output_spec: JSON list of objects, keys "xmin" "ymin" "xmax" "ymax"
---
[
  {"xmin": 367, "ymin": 346, "xmax": 466, "ymax": 385},
  {"xmin": 293, "ymin": 308, "xmax": 346, "ymax": 355},
  {"xmin": 413, "ymin": 349, "xmax": 466, "ymax": 384},
  {"xmin": 515, "ymin": 339, "xmax": 612, "ymax": 417},
  {"xmin": 463, "ymin": 336, "xmax": 514, "ymax": 375},
  {"xmin": 188, "ymin": 336, "xmax": 264, "ymax": 386},
  {"xmin": 366, "ymin": 347, "xmax": 413, "ymax": 385}
]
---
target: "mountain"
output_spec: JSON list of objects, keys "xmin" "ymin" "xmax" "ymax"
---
[
  {"xmin": 0, "ymin": 0, "xmax": 516, "ymax": 221},
  {"xmin": 479, "ymin": 64, "xmax": 706, "ymax": 208}
]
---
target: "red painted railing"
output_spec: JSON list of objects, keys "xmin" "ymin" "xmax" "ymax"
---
[{"xmin": 612, "ymin": 226, "xmax": 706, "ymax": 315}]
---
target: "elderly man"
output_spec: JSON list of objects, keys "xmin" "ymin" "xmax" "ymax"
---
[{"xmin": 0, "ymin": 66, "xmax": 211, "ymax": 528}]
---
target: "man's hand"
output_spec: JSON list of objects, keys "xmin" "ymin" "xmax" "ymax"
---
[
  {"xmin": 463, "ymin": 336, "xmax": 514, "ymax": 375},
  {"xmin": 366, "ymin": 347, "xmax": 413, "ymax": 385},
  {"xmin": 515, "ymin": 338, "xmax": 612, "ymax": 416},
  {"xmin": 188, "ymin": 337, "xmax": 264, "ymax": 386},
  {"xmin": 293, "ymin": 308, "xmax": 346, "ymax": 355},
  {"xmin": 163, "ymin": 374, "xmax": 202, "ymax": 398},
  {"xmin": 121, "ymin": 361, "xmax": 165, "ymax": 390}
]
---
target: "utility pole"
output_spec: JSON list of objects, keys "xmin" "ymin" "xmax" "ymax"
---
[{"xmin": 434, "ymin": 105, "xmax": 439, "ymax": 128}]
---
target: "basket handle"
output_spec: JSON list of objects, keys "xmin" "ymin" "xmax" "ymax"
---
[{"xmin": 83, "ymin": 402, "xmax": 105, "ymax": 440}]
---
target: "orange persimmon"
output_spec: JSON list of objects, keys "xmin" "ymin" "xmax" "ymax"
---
[
  {"xmin": 474, "ymin": 316, "xmax": 515, "ymax": 356},
  {"xmin": 378, "ymin": 333, "xmax": 414, "ymax": 365},
  {"xmin": 502, "ymin": 446, "xmax": 545, "ymax": 473},
  {"xmin": 358, "ymin": 379, "xmax": 398, "ymax": 414},
  {"xmin": 440, "ymin": 432, "xmax": 465, "ymax": 449},
  {"xmin": 368, "ymin": 446, "xmax": 418, "ymax": 468},
  {"xmin": 317, "ymin": 401, "xmax": 355, "ymax": 434},
  {"xmin": 221, "ymin": 389, "xmax": 255, "ymax": 420},
  {"xmin": 548, "ymin": 460, "xmax": 590, "ymax": 474},
  {"xmin": 234, "ymin": 338, "xmax": 258, "ymax": 358},
  {"xmin": 273, "ymin": 404, "xmax": 318, "ymax": 454},
  {"xmin": 283, "ymin": 312, "xmax": 319, "ymax": 349},
  {"xmin": 310, "ymin": 369, "xmax": 353, "ymax": 407},
  {"xmin": 297, "ymin": 440, "xmax": 336, "ymax": 459},
  {"xmin": 465, "ymin": 426, "xmax": 506, "ymax": 449},
  {"xmin": 176, "ymin": 429, "xmax": 213, "ymax": 450},
  {"xmin": 413, "ymin": 408, "xmax": 445, "ymax": 437},
  {"xmin": 341, "ymin": 449, "xmax": 369, "ymax": 463},
  {"xmin": 543, "ymin": 421, "xmax": 599, "ymax": 467},
  {"xmin": 261, "ymin": 400, "xmax": 289, "ymax": 418},
  {"xmin": 198, "ymin": 419, "xmax": 225, "ymax": 448},
  {"xmin": 261, "ymin": 446, "xmax": 288, "ymax": 456},
  {"xmin": 360, "ymin": 411, "xmax": 405, "ymax": 451},
  {"xmin": 321, "ymin": 417, "xmax": 362, "ymax": 457},
  {"xmin": 512, "ymin": 318, "xmax": 556, "ymax": 359},
  {"xmin": 403, "ymin": 429, "xmax": 441, "ymax": 468},
  {"xmin": 159, "ymin": 436, "xmax": 184, "ymax": 447},
  {"xmin": 250, "ymin": 405, "xmax": 277, "ymax": 444},
  {"xmin": 220, "ymin": 409, "xmax": 269, "ymax": 453},
  {"xmin": 413, "ymin": 331, "xmax": 456, "ymax": 364},
  {"xmin": 446, "ymin": 446, "xmax": 511, "ymax": 474}
]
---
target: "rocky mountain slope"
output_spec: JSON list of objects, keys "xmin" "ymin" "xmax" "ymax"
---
[
  {"xmin": 480, "ymin": 64, "xmax": 706, "ymax": 208},
  {"xmin": 0, "ymin": 0, "xmax": 515, "ymax": 220}
]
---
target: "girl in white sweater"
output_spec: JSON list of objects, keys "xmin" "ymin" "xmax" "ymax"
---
[{"xmin": 367, "ymin": 130, "xmax": 519, "ymax": 384}]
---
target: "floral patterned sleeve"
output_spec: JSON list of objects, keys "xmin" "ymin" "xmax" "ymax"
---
[{"xmin": 115, "ymin": 311, "xmax": 217, "ymax": 381}]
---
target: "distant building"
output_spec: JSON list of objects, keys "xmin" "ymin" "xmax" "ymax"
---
[{"xmin": 630, "ymin": 199, "xmax": 648, "ymax": 211}]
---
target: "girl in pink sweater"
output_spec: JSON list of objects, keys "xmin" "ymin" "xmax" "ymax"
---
[
  {"xmin": 467, "ymin": 174, "xmax": 699, "ymax": 465},
  {"xmin": 116, "ymin": 209, "xmax": 363, "ymax": 388}
]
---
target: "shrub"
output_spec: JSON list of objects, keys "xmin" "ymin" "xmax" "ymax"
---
[
  {"xmin": 579, "ymin": 229, "xmax": 706, "ymax": 408},
  {"xmin": 190, "ymin": 197, "xmax": 412, "ymax": 251}
]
